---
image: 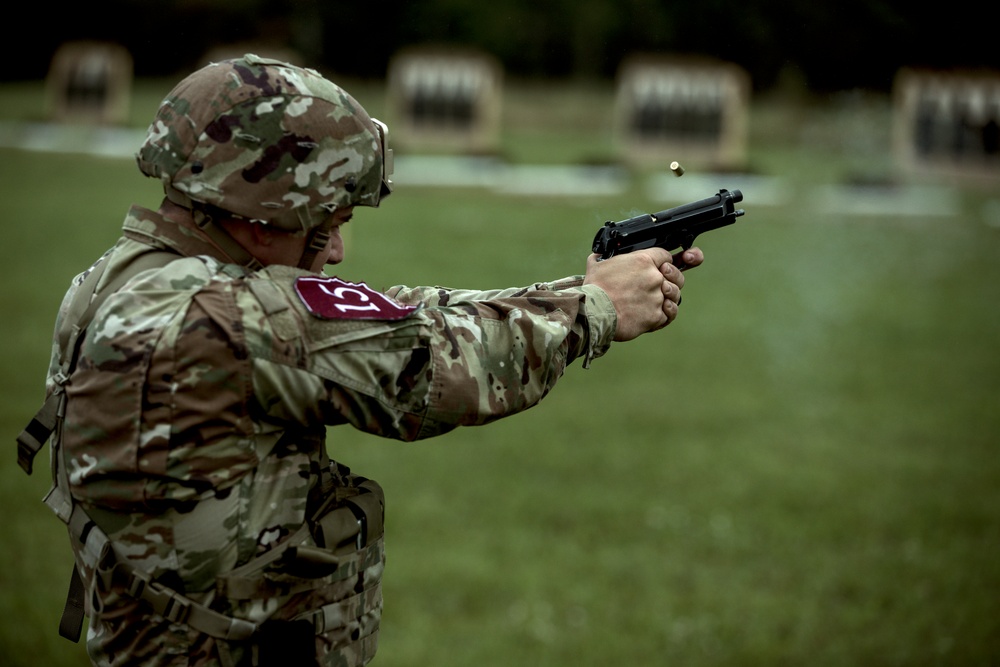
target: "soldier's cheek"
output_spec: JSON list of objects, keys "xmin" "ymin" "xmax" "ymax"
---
[{"xmin": 324, "ymin": 227, "xmax": 345, "ymax": 266}]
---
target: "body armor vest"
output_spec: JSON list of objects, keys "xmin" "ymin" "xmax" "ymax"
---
[{"xmin": 17, "ymin": 249, "xmax": 385, "ymax": 667}]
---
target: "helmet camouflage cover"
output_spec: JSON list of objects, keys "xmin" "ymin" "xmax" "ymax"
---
[{"xmin": 136, "ymin": 54, "xmax": 392, "ymax": 233}]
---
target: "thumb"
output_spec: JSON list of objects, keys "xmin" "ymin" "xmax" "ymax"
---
[{"xmin": 637, "ymin": 246, "xmax": 673, "ymax": 269}]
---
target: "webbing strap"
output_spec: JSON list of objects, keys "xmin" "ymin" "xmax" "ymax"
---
[
  {"xmin": 306, "ymin": 582, "xmax": 383, "ymax": 634},
  {"xmin": 295, "ymin": 216, "xmax": 334, "ymax": 271},
  {"xmin": 16, "ymin": 391, "xmax": 61, "ymax": 474},
  {"xmin": 58, "ymin": 566, "xmax": 86, "ymax": 642},
  {"xmin": 116, "ymin": 560, "xmax": 259, "ymax": 641},
  {"xmin": 192, "ymin": 208, "xmax": 265, "ymax": 272},
  {"xmin": 91, "ymin": 533, "xmax": 259, "ymax": 642}
]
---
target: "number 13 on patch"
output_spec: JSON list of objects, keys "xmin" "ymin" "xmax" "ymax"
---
[{"xmin": 294, "ymin": 276, "xmax": 418, "ymax": 321}]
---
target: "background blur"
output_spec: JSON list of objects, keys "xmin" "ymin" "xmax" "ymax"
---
[
  {"xmin": 0, "ymin": 0, "xmax": 996, "ymax": 92},
  {"xmin": 2, "ymin": 2, "xmax": 999, "ymax": 666}
]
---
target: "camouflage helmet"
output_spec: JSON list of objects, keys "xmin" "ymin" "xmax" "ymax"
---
[{"xmin": 136, "ymin": 54, "xmax": 392, "ymax": 233}]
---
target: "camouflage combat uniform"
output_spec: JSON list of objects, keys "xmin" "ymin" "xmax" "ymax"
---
[
  {"xmin": 18, "ymin": 53, "xmax": 618, "ymax": 667},
  {"xmin": 39, "ymin": 202, "xmax": 616, "ymax": 666}
]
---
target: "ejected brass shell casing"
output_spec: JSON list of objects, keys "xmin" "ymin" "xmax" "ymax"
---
[{"xmin": 670, "ymin": 161, "xmax": 685, "ymax": 177}]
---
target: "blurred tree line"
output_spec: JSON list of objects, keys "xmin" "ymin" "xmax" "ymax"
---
[{"xmin": 6, "ymin": 0, "xmax": 997, "ymax": 93}]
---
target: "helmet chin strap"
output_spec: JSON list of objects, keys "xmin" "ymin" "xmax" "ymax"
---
[
  {"xmin": 163, "ymin": 186, "xmax": 265, "ymax": 271},
  {"xmin": 295, "ymin": 207, "xmax": 336, "ymax": 271},
  {"xmin": 192, "ymin": 208, "xmax": 266, "ymax": 272}
]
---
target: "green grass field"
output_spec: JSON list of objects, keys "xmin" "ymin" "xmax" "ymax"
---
[{"xmin": 1, "ymin": 80, "xmax": 998, "ymax": 666}]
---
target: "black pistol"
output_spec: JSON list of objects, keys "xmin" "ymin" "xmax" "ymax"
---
[{"xmin": 592, "ymin": 189, "xmax": 745, "ymax": 261}]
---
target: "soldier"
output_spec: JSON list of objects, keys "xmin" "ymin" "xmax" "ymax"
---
[{"xmin": 17, "ymin": 54, "xmax": 703, "ymax": 666}]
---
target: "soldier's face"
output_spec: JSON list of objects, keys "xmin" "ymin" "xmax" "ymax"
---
[{"xmin": 311, "ymin": 206, "xmax": 355, "ymax": 270}]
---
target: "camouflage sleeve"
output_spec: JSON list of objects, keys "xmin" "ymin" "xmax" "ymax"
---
[
  {"xmin": 249, "ymin": 270, "xmax": 617, "ymax": 442},
  {"xmin": 383, "ymin": 275, "xmax": 586, "ymax": 306},
  {"xmin": 408, "ymin": 282, "xmax": 616, "ymax": 437}
]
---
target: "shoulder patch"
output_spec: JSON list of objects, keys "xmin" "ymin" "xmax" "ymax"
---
[{"xmin": 294, "ymin": 276, "xmax": 418, "ymax": 321}]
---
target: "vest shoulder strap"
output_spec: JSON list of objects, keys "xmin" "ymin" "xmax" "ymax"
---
[{"xmin": 16, "ymin": 250, "xmax": 178, "ymax": 475}]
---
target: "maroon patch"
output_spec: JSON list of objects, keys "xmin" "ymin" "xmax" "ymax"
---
[{"xmin": 295, "ymin": 276, "xmax": 418, "ymax": 320}]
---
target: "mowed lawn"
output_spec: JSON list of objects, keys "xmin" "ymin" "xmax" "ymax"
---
[{"xmin": 1, "ymin": 80, "xmax": 997, "ymax": 666}]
